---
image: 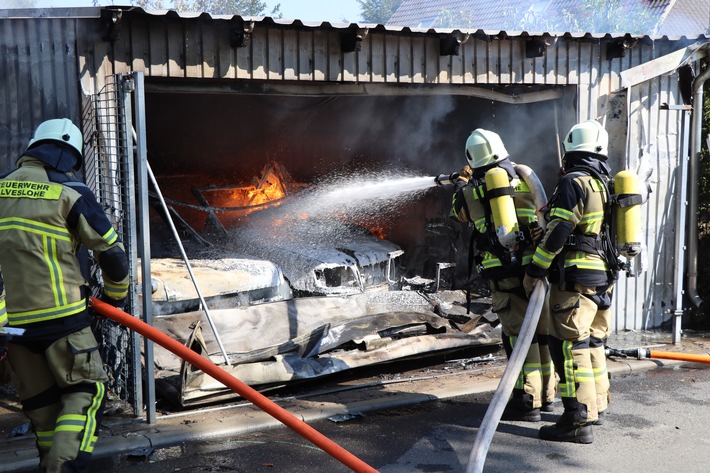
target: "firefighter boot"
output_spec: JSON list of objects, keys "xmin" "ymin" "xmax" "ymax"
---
[
  {"xmin": 503, "ymin": 389, "xmax": 541, "ymax": 422},
  {"xmin": 539, "ymin": 398, "xmax": 593, "ymax": 444}
]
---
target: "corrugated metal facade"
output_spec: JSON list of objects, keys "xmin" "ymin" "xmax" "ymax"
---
[{"xmin": 0, "ymin": 7, "xmax": 704, "ymax": 332}]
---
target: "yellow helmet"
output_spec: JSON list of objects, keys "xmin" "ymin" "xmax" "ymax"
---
[
  {"xmin": 563, "ymin": 120, "xmax": 608, "ymax": 157},
  {"xmin": 465, "ymin": 129, "xmax": 509, "ymax": 169}
]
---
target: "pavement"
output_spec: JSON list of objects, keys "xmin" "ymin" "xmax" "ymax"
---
[{"xmin": 0, "ymin": 331, "xmax": 707, "ymax": 473}]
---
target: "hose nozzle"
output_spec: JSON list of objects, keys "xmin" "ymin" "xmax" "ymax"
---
[{"xmin": 435, "ymin": 172, "xmax": 461, "ymax": 186}]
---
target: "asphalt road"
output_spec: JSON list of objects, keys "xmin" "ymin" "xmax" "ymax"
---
[{"xmin": 86, "ymin": 360, "xmax": 710, "ymax": 473}]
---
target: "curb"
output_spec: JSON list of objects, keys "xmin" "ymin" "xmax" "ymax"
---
[{"xmin": 0, "ymin": 356, "xmax": 681, "ymax": 472}]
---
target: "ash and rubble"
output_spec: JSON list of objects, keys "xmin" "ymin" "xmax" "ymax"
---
[{"xmin": 150, "ymin": 289, "xmax": 501, "ymax": 407}]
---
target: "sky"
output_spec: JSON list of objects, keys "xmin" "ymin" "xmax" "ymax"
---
[{"xmin": 14, "ymin": 0, "xmax": 364, "ymax": 23}]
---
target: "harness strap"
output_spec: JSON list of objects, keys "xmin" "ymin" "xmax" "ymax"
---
[{"xmin": 485, "ymin": 186, "xmax": 514, "ymax": 199}]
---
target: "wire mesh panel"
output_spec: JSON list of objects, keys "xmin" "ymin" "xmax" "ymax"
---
[{"xmin": 82, "ymin": 74, "xmax": 142, "ymax": 416}]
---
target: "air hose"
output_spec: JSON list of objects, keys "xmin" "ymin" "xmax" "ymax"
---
[
  {"xmin": 466, "ymin": 279, "xmax": 546, "ymax": 473},
  {"xmin": 90, "ymin": 297, "xmax": 378, "ymax": 473}
]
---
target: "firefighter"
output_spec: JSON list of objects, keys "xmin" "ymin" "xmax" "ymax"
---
[
  {"xmin": 0, "ymin": 270, "xmax": 7, "ymax": 381},
  {"xmin": 450, "ymin": 128, "xmax": 556, "ymax": 422},
  {"xmin": 523, "ymin": 119, "xmax": 615, "ymax": 444},
  {"xmin": 0, "ymin": 118, "xmax": 129, "ymax": 472}
]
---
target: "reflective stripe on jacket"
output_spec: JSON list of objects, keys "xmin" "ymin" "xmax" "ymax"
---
[
  {"xmin": 0, "ymin": 157, "xmax": 129, "ymax": 326},
  {"xmin": 529, "ymin": 168, "xmax": 610, "ymax": 285}
]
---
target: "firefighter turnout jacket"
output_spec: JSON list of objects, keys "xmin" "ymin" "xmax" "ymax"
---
[
  {"xmin": 0, "ymin": 272, "xmax": 6, "ymax": 328},
  {"xmin": 526, "ymin": 154, "xmax": 616, "ymax": 288},
  {"xmin": 0, "ymin": 154, "xmax": 129, "ymax": 340},
  {"xmin": 450, "ymin": 160, "xmax": 538, "ymax": 281}
]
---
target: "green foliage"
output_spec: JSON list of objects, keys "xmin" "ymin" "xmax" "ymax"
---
[
  {"xmin": 700, "ymin": 72, "xmax": 710, "ymax": 219},
  {"xmin": 135, "ymin": 0, "xmax": 281, "ymax": 16},
  {"xmin": 558, "ymin": 0, "xmax": 657, "ymax": 34},
  {"xmin": 358, "ymin": 0, "xmax": 403, "ymax": 24},
  {"xmin": 435, "ymin": 0, "xmax": 658, "ymax": 34},
  {"xmin": 436, "ymin": 9, "xmax": 476, "ymax": 29}
]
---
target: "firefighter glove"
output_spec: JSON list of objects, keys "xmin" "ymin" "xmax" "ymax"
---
[
  {"xmin": 523, "ymin": 273, "xmax": 541, "ymax": 298},
  {"xmin": 457, "ymin": 165, "xmax": 474, "ymax": 183},
  {"xmin": 529, "ymin": 222, "xmax": 544, "ymax": 245}
]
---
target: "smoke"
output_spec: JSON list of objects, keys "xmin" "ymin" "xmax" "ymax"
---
[{"xmin": 305, "ymin": 95, "xmax": 458, "ymax": 176}]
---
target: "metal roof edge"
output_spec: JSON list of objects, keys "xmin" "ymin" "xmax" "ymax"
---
[
  {"xmin": 1, "ymin": 6, "xmax": 708, "ymax": 43},
  {"xmin": 0, "ymin": 7, "xmax": 103, "ymax": 19}
]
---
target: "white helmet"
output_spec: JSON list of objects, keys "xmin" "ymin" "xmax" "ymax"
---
[
  {"xmin": 563, "ymin": 120, "xmax": 608, "ymax": 157},
  {"xmin": 464, "ymin": 129, "xmax": 509, "ymax": 169},
  {"xmin": 28, "ymin": 118, "xmax": 83, "ymax": 159}
]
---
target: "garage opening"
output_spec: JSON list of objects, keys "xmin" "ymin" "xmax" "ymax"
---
[
  {"xmin": 90, "ymin": 73, "xmax": 576, "ymax": 408},
  {"xmin": 143, "ymin": 78, "xmax": 572, "ymax": 296}
]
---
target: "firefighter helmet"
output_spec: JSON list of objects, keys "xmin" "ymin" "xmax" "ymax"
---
[
  {"xmin": 563, "ymin": 120, "xmax": 608, "ymax": 157},
  {"xmin": 27, "ymin": 118, "xmax": 83, "ymax": 171},
  {"xmin": 465, "ymin": 128, "xmax": 509, "ymax": 169}
]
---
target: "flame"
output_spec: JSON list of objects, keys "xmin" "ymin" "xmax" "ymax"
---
[
  {"xmin": 369, "ymin": 226, "xmax": 386, "ymax": 239},
  {"xmin": 246, "ymin": 176, "xmax": 286, "ymax": 206}
]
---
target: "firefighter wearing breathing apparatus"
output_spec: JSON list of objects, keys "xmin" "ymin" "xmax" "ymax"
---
[
  {"xmin": 523, "ymin": 119, "xmax": 641, "ymax": 444},
  {"xmin": 0, "ymin": 118, "xmax": 129, "ymax": 472},
  {"xmin": 450, "ymin": 128, "xmax": 556, "ymax": 422}
]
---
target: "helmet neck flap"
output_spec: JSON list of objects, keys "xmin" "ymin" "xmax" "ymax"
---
[{"xmin": 22, "ymin": 142, "xmax": 82, "ymax": 173}]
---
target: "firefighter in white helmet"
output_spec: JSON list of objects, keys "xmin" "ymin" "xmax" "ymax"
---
[
  {"xmin": 523, "ymin": 119, "xmax": 616, "ymax": 444},
  {"xmin": 450, "ymin": 128, "xmax": 556, "ymax": 422},
  {"xmin": 0, "ymin": 118, "xmax": 129, "ymax": 472}
]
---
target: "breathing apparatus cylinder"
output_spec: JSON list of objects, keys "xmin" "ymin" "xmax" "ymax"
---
[
  {"xmin": 484, "ymin": 167, "xmax": 519, "ymax": 253},
  {"xmin": 613, "ymin": 170, "xmax": 643, "ymax": 258}
]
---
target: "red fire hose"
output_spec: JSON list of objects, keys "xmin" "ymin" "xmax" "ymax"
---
[
  {"xmin": 607, "ymin": 346, "xmax": 710, "ymax": 364},
  {"xmin": 642, "ymin": 350, "xmax": 710, "ymax": 364},
  {"xmin": 90, "ymin": 297, "xmax": 378, "ymax": 473}
]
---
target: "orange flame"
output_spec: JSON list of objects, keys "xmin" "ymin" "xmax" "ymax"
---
[{"xmin": 369, "ymin": 226, "xmax": 386, "ymax": 239}]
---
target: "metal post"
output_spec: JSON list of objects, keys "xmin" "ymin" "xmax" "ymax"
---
[
  {"xmin": 119, "ymin": 74, "xmax": 145, "ymax": 418},
  {"xmin": 132, "ymin": 71, "xmax": 157, "ymax": 423},
  {"xmin": 671, "ymin": 107, "xmax": 691, "ymax": 344}
]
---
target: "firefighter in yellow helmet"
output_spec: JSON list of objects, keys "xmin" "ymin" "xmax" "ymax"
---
[
  {"xmin": 450, "ymin": 128, "xmax": 556, "ymax": 422},
  {"xmin": 0, "ymin": 118, "xmax": 129, "ymax": 472},
  {"xmin": 523, "ymin": 119, "xmax": 616, "ymax": 444}
]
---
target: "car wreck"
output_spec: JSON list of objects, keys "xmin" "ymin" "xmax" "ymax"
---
[{"xmin": 141, "ymin": 162, "xmax": 502, "ymax": 405}]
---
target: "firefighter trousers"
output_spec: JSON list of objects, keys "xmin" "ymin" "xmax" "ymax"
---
[
  {"xmin": 7, "ymin": 325, "xmax": 108, "ymax": 473},
  {"xmin": 547, "ymin": 283, "xmax": 613, "ymax": 423},
  {"xmin": 492, "ymin": 277, "xmax": 556, "ymax": 409}
]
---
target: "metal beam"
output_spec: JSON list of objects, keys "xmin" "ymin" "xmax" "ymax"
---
[
  {"xmin": 617, "ymin": 42, "xmax": 709, "ymax": 91},
  {"xmin": 145, "ymin": 81, "xmax": 566, "ymax": 104}
]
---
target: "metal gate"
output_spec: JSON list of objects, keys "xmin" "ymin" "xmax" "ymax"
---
[{"xmin": 82, "ymin": 73, "xmax": 145, "ymax": 417}]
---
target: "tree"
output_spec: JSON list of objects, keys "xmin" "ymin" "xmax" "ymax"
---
[
  {"xmin": 558, "ymin": 0, "xmax": 657, "ymax": 35},
  {"xmin": 435, "ymin": 0, "xmax": 658, "ymax": 34},
  {"xmin": 135, "ymin": 0, "xmax": 281, "ymax": 16},
  {"xmin": 358, "ymin": 0, "xmax": 403, "ymax": 24}
]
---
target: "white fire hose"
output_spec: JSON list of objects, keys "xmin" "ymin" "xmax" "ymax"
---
[{"xmin": 466, "ymin": 279, "xmax": 546, "ymax": 473}]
